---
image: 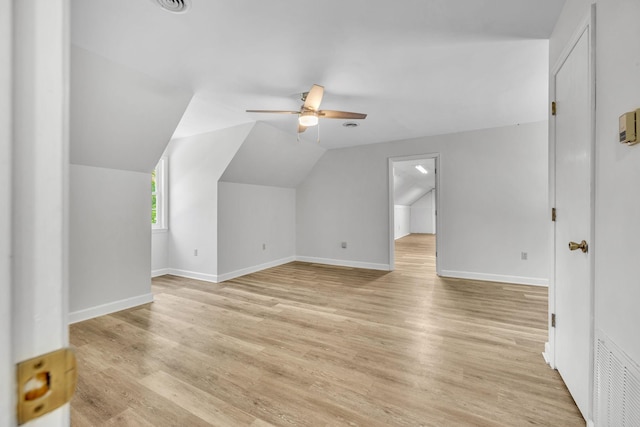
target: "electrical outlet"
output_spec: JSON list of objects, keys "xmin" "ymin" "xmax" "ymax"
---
[
  {"xmin": 521, "ymin": 252, "xmax": 527, "ymax": 260},
  {"xmin": 341, "ymin": 242, "xmax": 347, "ymax": 249},
  {"xmin": 194, "ymin": 249, "xmax": 198, "ymax": 256}
]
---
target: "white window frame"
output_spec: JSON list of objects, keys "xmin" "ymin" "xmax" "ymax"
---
[{"xmin": 152, "ymin": 157, "xmax": 168, "ymax": 231}]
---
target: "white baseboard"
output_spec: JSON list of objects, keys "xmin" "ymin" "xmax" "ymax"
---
[
  {"xmin": 151, "ymin": 268, "xmax": 170, "ymax": 278},
  {"xmin": 439, "ymin": 270, "xmax": 548, "ymax": 287},
  {"xmin": 165, "ymin": 268, "xmax": 219, "ymax": 283},
  {"xmin": 68, "ymin": 293, "xmax": 154, "ymax": 324},
  {"xmin": 394, "ymin": 232, "xmax": 410, "ymax": 240},
  {"xmin": 296, "ymin": 256, "xmax": 390, "ymax": 271},
  {"xmin": 216, "ymin": 256, "xmax": 296, "ymax": 282}
]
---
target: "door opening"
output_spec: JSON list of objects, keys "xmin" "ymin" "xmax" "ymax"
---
[{"xmin": 388, "ymin": 154, "xmax": 440, "ymax": 273}]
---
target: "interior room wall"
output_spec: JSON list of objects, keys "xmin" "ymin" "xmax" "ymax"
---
[
  {"xmin": 394, "ymin": 206, "xmax": 411, "ymax": 239},
  {"xmin": 594, "ymin": 0, "xmax": 640, "ymax": 368},
  {"xmin": 151, "ymin": 231, "xmax": 169, "ymax": 276},
  {"xmin": 551, "ymin": 0, "xmax": 640, "ymax": 365},
  {"xmin": 165, "ymin": 124, "xmax": 253, "ymax": 281},
  {"xmin": 410, "ymin": 190, "xmax": 435, "ymax": 234},
  {"xmin": 69, "ymin": 165, "xmax": 153, "ymax": 322},
  {"xmin": 217, "ymin": 182, "xmax": 296, "ymax": 280},
  {"xmin": 69, "ymin": 46, "xmax": 191, "ymax": 322},
  {"xmin": 297, "ymin": 121, "xmax": 549, "ymax": 284}
]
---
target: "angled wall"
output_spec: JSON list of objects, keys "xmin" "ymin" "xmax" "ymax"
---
[
  {"xmin": 163, "ymin": 124, "xmax": 254, "ymax": 281},
  {"xmin": 69, "ymin": 46, "xmax": 191, "ymax": 321},
  {"xmin": 220, "ymin": 121, "xmax": 325, "ymax": 188}
]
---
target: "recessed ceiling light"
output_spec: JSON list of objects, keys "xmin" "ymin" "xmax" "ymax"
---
[
  {"xmin": 415, "ymin": 165, "xmax": 428, "ymax": 174},
  {"xmin": 153, "ymin": 0, "xmax": 191, "ymax": 13},
  {"xmin": 342, "ymin": 122, "xmax": 359, "ymax": 128}
]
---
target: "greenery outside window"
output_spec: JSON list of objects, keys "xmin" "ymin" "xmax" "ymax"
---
[{"xmin": 152, "ymin": 157, "xmax": 167, "ymax": 230}]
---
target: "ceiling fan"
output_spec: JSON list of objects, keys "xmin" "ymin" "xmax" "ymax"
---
[{"xmin": 246, "ymin": 84, "xmax": 367, "ymax": 134}]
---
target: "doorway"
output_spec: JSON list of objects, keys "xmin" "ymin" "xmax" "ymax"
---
[{"xmin": 388, "ymin": 154, "xmax": 440, "ymax": 273}]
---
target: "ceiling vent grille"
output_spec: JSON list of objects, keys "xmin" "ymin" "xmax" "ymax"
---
[{"xmin": 154, "ymin": 0, "xmax": 190, "ymax": 13}]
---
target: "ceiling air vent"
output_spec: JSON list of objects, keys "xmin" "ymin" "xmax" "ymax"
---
[{"xmin": 153, "ymin": 0, "xmax": 190, "ymax": 13}]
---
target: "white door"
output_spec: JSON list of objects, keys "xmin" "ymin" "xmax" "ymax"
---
[
  {"xmin": 2, "ymin": 0, "xmax": 70, "ymax": 426},
  {"xmin": 553, "ymin": 26, "xmax": 593, "ymax": 420}
]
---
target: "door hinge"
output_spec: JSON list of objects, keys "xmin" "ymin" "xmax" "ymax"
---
[
  {"xmin": 551, "ymin": 313, "xmax": 556, "ymax": 328},
  {"xmin": 552, "ymin": 207, "xmax": 556, "ymax": 222},
  {"xmin": 551, "ymin": 101, "xmax": 557, "ymax": 116}
]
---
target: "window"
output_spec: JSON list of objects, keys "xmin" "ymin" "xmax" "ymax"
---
[{"xmin": 152, "ymin": 158, "xmax": 167, "ymax": 230}]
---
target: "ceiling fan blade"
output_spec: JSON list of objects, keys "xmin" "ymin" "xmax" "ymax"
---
[
  {"xmin": 303, "ymin": 84, "xmax": 324, "ymax": 111},
  {"xmin": 245, "ymin": 110, "xmax": 300, "ymax": 114},
  {"xmin": 318, "ymin": 110, "xmax": 367, "ymax": 120},
  {"xmin": 298, "ymin": 123, "xmax": 307, "ymax": 133}
]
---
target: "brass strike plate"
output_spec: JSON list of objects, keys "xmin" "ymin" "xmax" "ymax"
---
[{"xmin": 17, "ymin": 348, "xmax": 77, "ymax": 424}]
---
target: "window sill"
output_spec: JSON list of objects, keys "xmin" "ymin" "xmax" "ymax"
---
[{"xmin": 152, "ymin": 228, "xmax": 168, "ymax": 234}]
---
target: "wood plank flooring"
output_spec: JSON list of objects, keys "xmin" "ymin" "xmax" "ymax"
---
[{"xmin": 70, "ymin": 234, "xmax": 585, "ymax": 426}]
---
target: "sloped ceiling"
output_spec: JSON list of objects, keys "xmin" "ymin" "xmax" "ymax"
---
[
  {"xmin": 71, "ymin": 0, "xmax": 564, "ymax": 149},
  {"xmin": 394, "ymin": 159, "xmax": 436, "ymax": 206},
  {"xmin": 220, "ymin": 122, "xmax": 326, "ymax": 188},
  {"xmin": 70, "ymin": 45, "xmax": 192, "ymax": 172}
]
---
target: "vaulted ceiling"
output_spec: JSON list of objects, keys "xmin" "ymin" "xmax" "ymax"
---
[{"xmin": 71, "ymin": 0, "xmax": 564, "ymax": 150}]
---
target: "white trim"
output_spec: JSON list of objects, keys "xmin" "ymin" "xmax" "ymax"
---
[
  {"xmin": 440, "ymin": 270, "xmax": 548, "ymax": 287},
  {"xmin": 388, "ymin": 153, "xmax": 441, "ymax": 275},
  {"xmin": 165, "ymin": 268, "xmax": 219, "ymax": 283},
  {"xmin": 296, "ymin": 256, "xmax": 390, "ymax": 271},
  {"xmin": 151, "ymin": 268, "xmax": 170, "ymax": 278},
  {"xmin": 394, "ymin": 232, "xmax": 410, "ymax": 240},
  {"xmin": 216, "ymin": 256, "xmax": 296, "ymax": 282},
  {"xmin": 68, "ymin": 293, "xmax": 154, "ymax": 324}
]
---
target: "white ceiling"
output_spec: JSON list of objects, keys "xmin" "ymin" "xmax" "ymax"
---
[
  {"xmin": 71, "ymin": 0, "xmax": 563, "ymax": 149},
  {"xmin": 393, "ymin": 159, "xmax": 436, "ymax": 206}
]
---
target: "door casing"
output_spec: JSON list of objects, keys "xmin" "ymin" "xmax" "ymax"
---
[{"xmin": 388, "ymin": 153, "xmax": 441, "ymax": 273}]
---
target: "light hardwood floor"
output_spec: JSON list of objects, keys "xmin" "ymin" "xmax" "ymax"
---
[{"xmin": 70, "ymin": 234, "xmax": 585, "ymax": 426}]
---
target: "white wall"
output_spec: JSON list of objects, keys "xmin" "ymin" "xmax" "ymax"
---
[
  {"xmin": 221, "ymin": 121, "xmax": 326, "ymax": 188},
  {"xmin": 410, "ymin": 190, "xmax": 436, "ymax": 234},
  {"xmin": 69, "ymin": 165, "xmax": 153, "ymax": 322},
  {"xmin": 297, "ymin": 121, "xmax": 549, "ymax": 284},
  {"xmin": 217, "ymin": 182, "xmax": 296, "ymax": 280},
  {"xmin": 69, "ymin": 46, "xmax": 190, "ymax": 321},
  {"xmin": 70, "ymin": 45, "xmax": 191, "ymax": 172},
  {"xmin": 166, "ymin": 124, "xmax": 252, "ymax": 281},
  {"xmin": 593, "ymin": 0, "xmax": 640, "ymax": 369},
  {"xmin": 394, "ymin": 206, "xmax": 411, "ymax": 239},
  {"xmin": 151, "ymin": 231, "xmax": 169, "ymax": 276}
]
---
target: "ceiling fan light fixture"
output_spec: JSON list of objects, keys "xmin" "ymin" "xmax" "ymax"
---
[{"xmin": 299, "ymin": 112, "xmax": 319, "ymax": 127}]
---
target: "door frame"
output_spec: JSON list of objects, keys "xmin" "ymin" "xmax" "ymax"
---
[
  {"xmin": 548, "ymin": 4, "xmax": 596, "ymax": 422},
  {"xmin": 3, "ymin": 1, "xmax": 70, "ymax": 426},
  {"xmin": 388, "ymin": 153, "xmax": 441, "ymax": 273},
  {"xmin": 1, "ymin": 0, "xmax": 13, "ymax": 423}
]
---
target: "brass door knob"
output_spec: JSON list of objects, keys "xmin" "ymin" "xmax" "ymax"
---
[{"xmin": 568, "ymin": 240, "xmax": 588, "ymax": 253}]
